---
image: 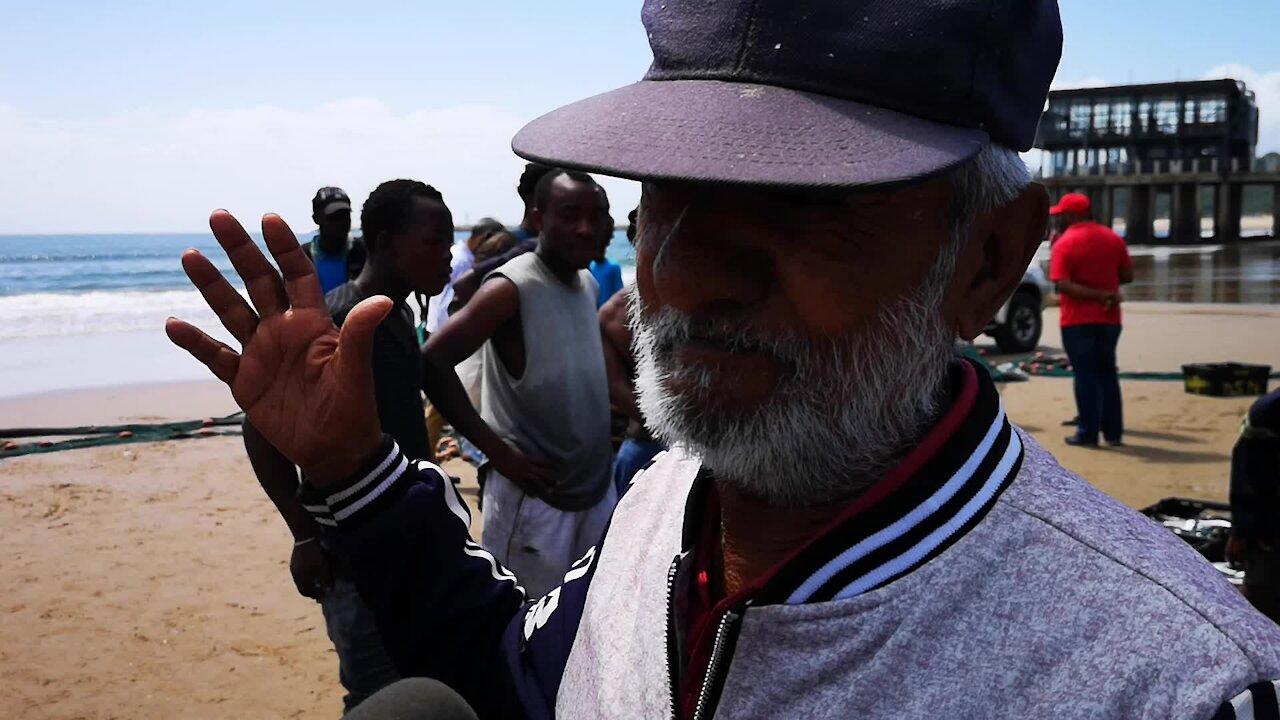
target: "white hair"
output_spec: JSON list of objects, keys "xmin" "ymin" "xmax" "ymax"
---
[
  {"xmin": 948, "ymin": 144, "xmax": 1033, "ymax": 232},
  {"xmin": 630, "ymin": 144, "xmax": 1032, "ymax": 506}
]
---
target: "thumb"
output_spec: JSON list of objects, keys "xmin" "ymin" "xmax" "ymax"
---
[{"xmin": 336, "ymin": 295, "xmax": 395, "ymax": 379}]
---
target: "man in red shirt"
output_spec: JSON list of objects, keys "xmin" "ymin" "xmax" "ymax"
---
[{"xmin": 1048, "ymin": 193, "xmax": 1135, "ymax": 447}]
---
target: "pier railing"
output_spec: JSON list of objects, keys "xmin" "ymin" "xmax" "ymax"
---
[{"xmin": 1036, "ymin": 157, "xmax": 1280, "ymax": 180}]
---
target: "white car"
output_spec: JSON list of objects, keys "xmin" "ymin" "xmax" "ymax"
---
[{"xmin": 984, "ymin": 265, "xmax": 1051, "ymax": 353}]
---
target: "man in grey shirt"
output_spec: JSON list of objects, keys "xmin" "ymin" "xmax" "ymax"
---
[{"xmin": 421, "ymin": 169, "xmax": 616, "ymax": 597}]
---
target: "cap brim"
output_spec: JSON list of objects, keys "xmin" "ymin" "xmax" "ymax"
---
[
  {"xmin": 1048, "ymin": 206, "xmax": 1066, "ymax": 215},
  {"xmin": 513, "ymin": 79, "xmax": 989, "ymax": 189},
  {"xmin": 322, "ymin": 201, "xmax": 352, "ymax": 215}
]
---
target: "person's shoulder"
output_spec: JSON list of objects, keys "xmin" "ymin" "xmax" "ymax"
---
[
  {"xmin": 1249, "ymin": 389, "xmax": 1280, "ymax": 430},
  {"xmin": 998, "ymin": 436, "xmax": 1280, "ymax": 655},
  {"xmin": 504, "ymin": 250, "xmax": 540, "ymax": 271},
  {"xmin": 600, "ymin": 286, "xmax": 629, "ymax": 319},
  {"xmin": 324, "ymin": 281, "xmax": 361, "ymax": 321},
  {"xmin": 1056, "ymin": 224, "xmax": 1087, "ymax": 242},
  {"xmin": 1078, "ymin": 221, "xmax": 1121, "ymax": 242},
  {"xmin": 1091, "ymin": 223, "xmax": 1126, "ymax": 244},
  {"xmin": 470, "ymin": 273, "xmax": 521, "ymax": 315},
  {"xmin": 1050, "ymin": 230, "xmax": 1079, "ymax": 256}
]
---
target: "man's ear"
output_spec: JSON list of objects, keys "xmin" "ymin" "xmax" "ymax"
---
[
  {"xmin": 369, "ymin": 229, "xmax": 391, "ymax": 258},
  {"xmin": 949, "ymin": 182, "xmax": 1050, "ymax": 341},
  {"xmin": 528, "ymin": 207, "xmax": 545, "ymax": 236}
]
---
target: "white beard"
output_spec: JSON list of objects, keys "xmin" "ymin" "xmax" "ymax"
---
[{"xmin": 630, "ymin": 263, "xmax": 958, "ymax": 507}]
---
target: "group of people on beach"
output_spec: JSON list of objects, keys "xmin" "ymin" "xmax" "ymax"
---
[
  {"xmin": 165, "ymin": 0, "xmax": 1280, "ymax": 718},
  {"xmin": 241, "ymin": 165, "xmax": 668, "ymax": 712}
]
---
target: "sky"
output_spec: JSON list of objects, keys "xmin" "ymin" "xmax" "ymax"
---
[{"xmin": 2, "ymin": 1, "xmax": 1279, "ymax": 234}]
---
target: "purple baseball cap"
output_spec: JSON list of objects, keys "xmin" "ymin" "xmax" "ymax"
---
[{"xmin": 513, "ymin": 0, "xmax": 1062, "ymax": 189}]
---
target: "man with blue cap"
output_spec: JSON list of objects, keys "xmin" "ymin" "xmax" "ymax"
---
[{"xmin": 168, "ymin": 1, "xmax": 1280, "ymax": 718}]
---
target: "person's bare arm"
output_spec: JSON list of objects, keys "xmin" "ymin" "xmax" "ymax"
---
[
  {"xmin": 599, "ymin": 289, "xmax": 642, "ymax": 423},
  {"xmin": 423, "ymin": 278, "xmax": 554, "ymax": 490},
  {"xmin": 1055, "ymin": 279, "xmax": 1120, "ymax": 305},
  {"xmin": 243, "ymin": 420, "xmax": 333, "ymax": 599},
  {"xmin": 243, "ymin": 420, "xmax": 310, "ymax": 536},
  {"xmin": 451, "ymin": 243, "xmax": 535, "ymax": 307},
  {"xmin": 450, "ymin": 268, "xmax": 484, "ymax": 308},
  {"xmin": 1119, "ymin": 265, "xmax": 1134, "ymax": 285}
]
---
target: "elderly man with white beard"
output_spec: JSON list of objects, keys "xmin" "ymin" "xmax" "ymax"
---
[{"xmin": 167, "ymin": 1, "xmax": 1280, "ymax": 718}]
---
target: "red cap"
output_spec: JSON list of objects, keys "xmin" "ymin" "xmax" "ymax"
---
[{"xmin": 1049, "ymin": 193, "xmax": 1091, "ymax": 215}]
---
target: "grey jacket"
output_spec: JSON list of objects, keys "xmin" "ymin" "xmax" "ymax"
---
[{"xmin": 558, "ymin": 434, "xmax": 1280, "ymax": 719}]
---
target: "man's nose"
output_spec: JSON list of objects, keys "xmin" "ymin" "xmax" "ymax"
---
[{"xmin": 643, "ymin": 204, "xmax": 769, "ymax": 315}]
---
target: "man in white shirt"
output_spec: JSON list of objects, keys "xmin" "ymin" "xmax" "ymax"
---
[{"xmin": 424, "ymin": 218, "xmax": 504, "ymax": 333}]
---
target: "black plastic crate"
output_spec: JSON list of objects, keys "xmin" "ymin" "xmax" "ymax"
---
[{"xmin": 1181, "ymin": 362, "xmax": 1271, "ymax": 397}]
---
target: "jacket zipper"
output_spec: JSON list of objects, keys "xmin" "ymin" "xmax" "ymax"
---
[
  {"xmin": 692, "ymin": 605, "xmax": 746, "ymax": 720},
  {"xmin": 665, "ymin": 555, "xmax": 682, "ymax": 720}
]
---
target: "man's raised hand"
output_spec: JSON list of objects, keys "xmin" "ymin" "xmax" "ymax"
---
[{"xmin": 165, "ymin": 211, "xmax": 390, "ymax": 485}]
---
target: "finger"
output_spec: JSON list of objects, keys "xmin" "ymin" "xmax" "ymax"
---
[
  {"xmin": 336, "ymin": 296, "xmax": 396, "ymax": 378},
  {"xmin": 181, "ymin": 250, "xmax": 258, "ymax": 343},
  {"xmin": 209, "ymin": 210, "xmax": 289, "ymax": 319},
  {"xmin": 261, "ymin": 214, "xmax": 325, "ymax": 310},
  {"xmin": 165, "ymin": 318, "xmax": 241, "ymax": 385}
]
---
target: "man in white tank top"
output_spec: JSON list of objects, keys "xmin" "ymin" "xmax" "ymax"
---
[{"xmin": 422, "ymin": 170, "xmax": 617, "ymax": 597}]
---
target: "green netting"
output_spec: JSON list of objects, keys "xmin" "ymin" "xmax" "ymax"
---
[
  {"xmin": 960, "ymin": 346, "xmax": 1279, "ymax": 384},
  {"xmin": 1, "ymin": 414, "xmax": 244, "ymax": 458},
  {"xmin": 6, "ymin": 353, "xmax": 1279, "ymax": 458}
]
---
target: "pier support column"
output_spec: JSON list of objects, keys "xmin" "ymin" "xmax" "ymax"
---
[
  {"xmin": 1125, "ymin": 184, "xmax": 1153, "ymax": 245},
  {"xmin": 1216, "ymin": 183, "xmax": 1242, "ymax": 243},
  {"xmin": 1085, "ymin": 187, "xmax": 1104, "ymax": 222},
  {"xmin": 1096, "ymin": 186, "xmax": 1114, "ymax": 228},
  {"xmin": 1172, "ymin": 183, "xmax": 1201, "ymax": 245}
]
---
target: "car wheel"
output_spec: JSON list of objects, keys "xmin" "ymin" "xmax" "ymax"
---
[{"xmin": 994, "ymin": 291, "xmax": 1042, "ymax": 353}]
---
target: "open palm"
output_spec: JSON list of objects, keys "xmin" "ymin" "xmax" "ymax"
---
[{"xmin": 166, "ymin": 211, "xmax": 390, "ymax": 484}]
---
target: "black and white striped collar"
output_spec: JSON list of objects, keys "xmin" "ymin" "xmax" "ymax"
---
[{"xmin": 680, "ymin": 358, "xmax": 1024, "ymax": 606}]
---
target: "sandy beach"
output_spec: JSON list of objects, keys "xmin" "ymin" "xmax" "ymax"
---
[{"xmin": 2, "ymin": 302, "xmax": 1278, "ymax": 718}]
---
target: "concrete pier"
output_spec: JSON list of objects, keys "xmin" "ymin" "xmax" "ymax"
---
[{"xmin": 1044, "ymin": 167, "xmax": 1280, "ymax": 245}]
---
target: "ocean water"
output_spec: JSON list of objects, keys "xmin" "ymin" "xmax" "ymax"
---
[
  {"xmin": 0, "ymin": 231, "xmax": 636, "ymax": 342},
  {"xmin": 0, "ymin": 231, "xmax": 635, "ymax": 398}
]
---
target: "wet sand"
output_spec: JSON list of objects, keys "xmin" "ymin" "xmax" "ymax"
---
[{"xmin": 1, "ymin": 302, "xmax": 1277, "ymax": 718}]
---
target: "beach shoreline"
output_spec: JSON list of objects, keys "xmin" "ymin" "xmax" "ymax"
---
[{"xmin": 0, "ymin": 380, "xmax": 237, "ymax": 428}]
